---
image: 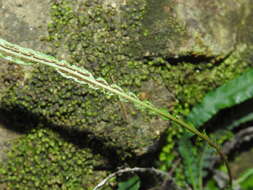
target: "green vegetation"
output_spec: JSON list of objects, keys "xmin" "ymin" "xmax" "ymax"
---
[
  {"xmin": 2, "ymin": 34, "xmax": 253, "ymax": 190},
  {"xmin": 187, "ymin": 68, "xmax": 253, "ymax": 127},
  {"xmin": 173, "ymin": 65, "xmax": 253, "ymax": 189},
  {"xmin": 0, "ymin": 127, "xmax": 106, "ymax": 190},
  {"xmin": 237, "ymin": 169, "xmax": 253, "ymax": 190},
  {"xmin": 158, "ymin": 45, "xmax": 252, "ymax": 169},
  {"xmin": 119, "ymin": 66, "xmax": 253, "ymax": 189},
  {"xmin": 0, "ymin": 0, "xmax": 253, "ymax": 189},
  {"xmin": 117, "ymin": 176, "xmax": 140, "ymax": 190}
]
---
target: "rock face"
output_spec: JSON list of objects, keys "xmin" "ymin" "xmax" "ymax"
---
[
  {"xmin": 0, "ymin": 0, "xmax": 51, "ymax": 49},
  {"xmin": 0, "ymin": 0, "xmax": 253, "ymax": 159},
  {"xmin": 175, "ymin": 0, "xmax": 247, "ymax": 56},
  {"xmin": 0, "ymin": 0, "xmax": 171, "ymax": 157},
  {"xmin": 0, "ymin": 0, "xmax": 51, "ymax": 161},
  {"xmin": 132, "ymin": 0, "xmax": 253, "ymax": 58}
]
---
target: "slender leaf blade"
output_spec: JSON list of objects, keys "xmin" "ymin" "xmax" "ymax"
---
[
  {"xmin": 178, "ymin": 137, "xmax": 199, "ymax": 189},
  {"xmin": 187, "ymin": 69, "xmax": 253, "ymax": 127},
  {"xmin": 117, "ymin": 176, "xmax": 140, "ymax": 190}
]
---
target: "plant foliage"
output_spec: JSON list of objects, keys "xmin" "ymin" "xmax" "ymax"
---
[
  {"xmin": 179, "ymin": 137, "xmax": 199, "ymax": 189},
  {"xmin": 0, "ymin": 128, "xmax": 103, "ymax": 189},
  {"xmin": 117, "ymin": 176, "xmax": 140, "ymax": 190},
  {"xmin": 180, "ymin": 68, "xmax": 253, "ymax": 189},
  {"xmin": 187, "ymin": 69, "xmax": 253, "ymax": 127}
]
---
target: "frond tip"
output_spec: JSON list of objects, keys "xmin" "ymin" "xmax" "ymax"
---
[{"xmin": 0, "ymin": 38, "xmax": 151, "ymax": 111}]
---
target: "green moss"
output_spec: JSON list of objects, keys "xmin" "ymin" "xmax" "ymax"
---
[
  {"xmin": 126, "ymin": 0, "xmax": 187, "ymax": 58},
  {"xmin": 0, "ymin": 63, "xmax": 24, "ymax": 101},
  {"xmin": 0, "ymin": 127, "xmax": 107, "ymax": 190},
  {"xmin": 0, "ymin": 1, "xmax": 154, "ymax": 189}
]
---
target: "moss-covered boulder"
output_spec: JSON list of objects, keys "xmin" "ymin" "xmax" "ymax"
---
[
  {"xmin": 1, "ymin": 0, "xmax": 253, "ymax": 189},
  {"xmin": 0, "ymin": 127, "xmax": 107, "ymax": 190},
  {"xmin": 1, "ymin": 0, "xmax": 253, "ymax": 158},
  {"xmin": 0, "ymin": 0, "xmax": 173, "ymax": 157}
]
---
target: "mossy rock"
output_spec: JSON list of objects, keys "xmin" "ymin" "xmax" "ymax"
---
[
  {"xmin": 0, "ymin": 127, "xmax": 108, "ymax": 190},
  {"xmin": 1, "ymin": 0, "xmax": 253, "ymax": 158},
  {"xmin": 1, "ymin": 1, "xmax": 253, "ymax": 189},
  {"xmin": 0, "ymin": 0, "xmax": 172, "ymax": 157}
]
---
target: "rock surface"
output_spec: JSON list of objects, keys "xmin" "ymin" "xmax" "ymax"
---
[
  {"xmin": 0, "ymin": 0, "xmax": 51, "ymax": 161},
  {"xmin": 131, "ymin": 0, "xmax": 253, "ymax": 58}
]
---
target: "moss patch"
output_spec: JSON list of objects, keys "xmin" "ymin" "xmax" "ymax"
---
[
  {"xmin": 0, "ymin": 127, "xmax": 107, "ymax": 190},
  {"xmin": 1, "ymin": 0, "xmax": 165, "ymax": 155},
  {"xmin": 130, "ymin": 0, "xmax": 186, "ymax": 58}
]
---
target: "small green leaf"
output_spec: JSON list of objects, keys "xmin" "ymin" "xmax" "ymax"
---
[
  {"xmin": 117, "ymin": 176, "xmax": 140, "ymax": 190},
  {"xmin": 227, "ymin": 112, "xmax": 253, "ymax": 130}
]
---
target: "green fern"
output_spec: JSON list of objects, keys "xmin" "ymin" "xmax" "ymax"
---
[
  {"xmin": 227, "ymin": 112, "xmax": 253, "ymax": 130},
  {"xmin": 187, "ymin": 68, "xmax": 253, "ymax": 127},
  {"xmin": 179, "ymin": 136, "xmax": 199, "ymax": 189},
  {"xmin": 117, "ymin": 176, "xmax": 140, "ymax": 190},
  {"xmin": 179, "ymin": 137, "xmax": 216, "ymax": 190},
  {"xmin": 182, "ymin": 68, "xmax": 253, "ymax": 189}
]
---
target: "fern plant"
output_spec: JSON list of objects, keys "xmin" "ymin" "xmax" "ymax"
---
[
  {"xmin": 178, "ymin": 67, "xmax": 253, "ymax": 189},
  {"xmin": 179, "ymin": 137, "xmax": 216, "ymax": 190},
  {"xmin": 0, "ymin": 38, "xmax": 232, "ymax": 186}
]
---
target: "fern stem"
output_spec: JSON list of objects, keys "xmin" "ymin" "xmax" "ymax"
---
[
  {"xmin": 0, "ymin": 38, "xmax": 232, "ymax": 186},
  {"xmin": 147, "ymin": 106, "xmax": 233, "ymax": 186}
]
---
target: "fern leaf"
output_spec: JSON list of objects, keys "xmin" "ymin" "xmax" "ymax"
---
[
  {"xmin": 227, "ymin": 112, "xmax": 253, "ymax": 130},
  {"xmin": 117, "ymin": 176, "xmax": 140, "ymax": 190},
  {"xmin": 0, "ymin": 38, "xmax": 151, "ymax": 110},
  {"xmin": 198, "ymin": 142, "xmax": 215, "ymax": 188},
  {"xmin": 179, "ymin": 136, "xmax": 199, "ymax": 189},
  {"xmin": 187, "ymin": 69, "xmax": 253, "ymax": 127}
]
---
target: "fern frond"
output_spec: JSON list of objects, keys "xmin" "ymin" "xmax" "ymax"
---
[
  {"xmin": 187, "ymin": 68, "xmax": 253, "ymax": 127},
  {"xmin": 198, "ymin": 142, "xmax": 215, "ymax": 189},
  {"xmin": 0, "ymin": 38, "xmax": 157, "ymax": 114},
  {"xmin": 179, "ymin": 137, "xmax": 199, "ymax": 189},
  {"xmin": 0, "ymin": 38, "xmax": 187, "ymax": 126}
]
